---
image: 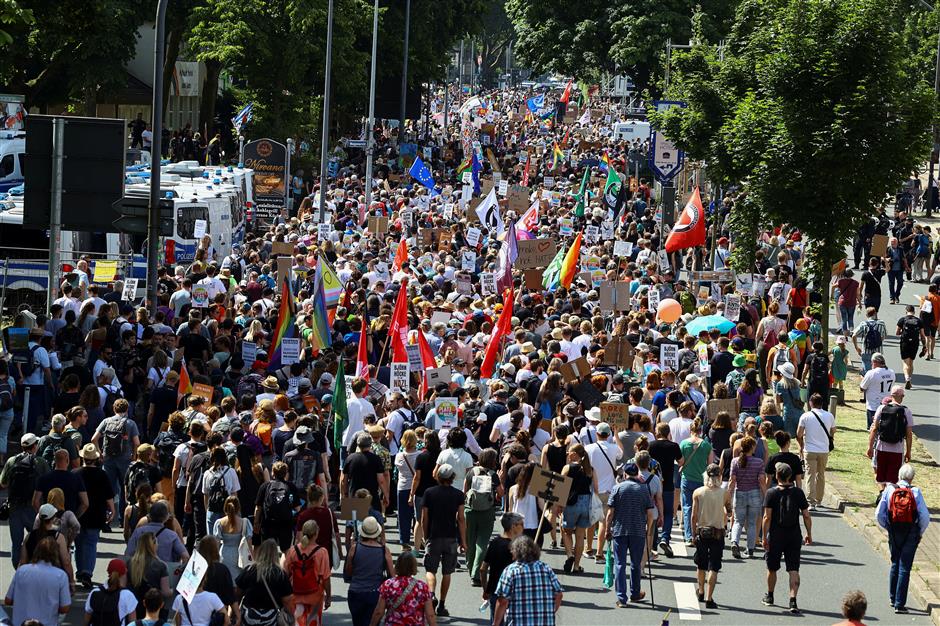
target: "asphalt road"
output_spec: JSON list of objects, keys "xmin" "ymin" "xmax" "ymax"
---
[{"xmin": 0, "ymin": 506, "xmax": 929, "ymax": 626}]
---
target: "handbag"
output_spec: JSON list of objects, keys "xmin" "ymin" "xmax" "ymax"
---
[
  {"xmin": 237, "ymin": 518, "xmax": 253, "ymax": 569},
  {"xmin": 260, "ymin": 571, "xmax": 294, "ymax": 626},
  {"xmin": 589, "ymin": 492, "xmax": 604, "ymax": 525},
  {"xmin": 811, "ymin": 410, "xmax": 835, "ymax": 452}
]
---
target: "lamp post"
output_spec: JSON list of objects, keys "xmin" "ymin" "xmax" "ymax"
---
[
  {"xmin": 318, "ymin": 0, "xmax": 335, "ymax": 223},
  {"xmin": 364, "ymin": 0, "xmax": 380, "ymax": 213},
  {"xmin": 148, "ymin": 0, "xmax": 170, "ymax": 313}
]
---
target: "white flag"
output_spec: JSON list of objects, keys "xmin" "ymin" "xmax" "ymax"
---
[
  {"xmin": 474, "ymin": 187, "xmax": 504, "ymax": 235},
  {"xmin": 578, "ymin": 108, "xmax": 591, "ymax": 126}
]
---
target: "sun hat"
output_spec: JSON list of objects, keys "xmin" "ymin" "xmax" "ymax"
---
[
  {"xmin": 359, "ymin": 516, "xmax": 382, "ymax": 539},
  {"xmin": 777, "ymin": 362, "xmax": 796, "ymax": 380},
  {"xmin": 80, "ymin": 443, "xmax": 100, "ymax": 460},
  {"xmin": 261, "ymin": 376, "xmax": 280, "ymax": 391}
]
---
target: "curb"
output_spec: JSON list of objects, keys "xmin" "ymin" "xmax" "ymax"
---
[{"xmin": 823, "ymin": 479, "xmax": 939, "ymax": 626}]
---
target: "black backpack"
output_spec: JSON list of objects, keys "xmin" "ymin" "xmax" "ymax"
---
[
  {"xmin": 877, "ymin": 404, "xmax": 908, "ymax": 444},
  {"xmin": 102, "ymin": 417, "xmax": 128, "ymax": 458},
  {"xmin": 88, "ymin": 585, "xmax": 122, "ymax": 626},
  {"xmin": 207, "ymin": 467, "xmax": 230, "ymax": 513},
  {"xmin": 125, "ymin": 461, "xmax": 151, "ymax": 504},
  {"xmin": 98, "ymin": 385, "xmax": 122, "ymax": 418},
  {"xmin": 18, "ymin": 345, "xmax": 41, "ymax": 378},
  {"xmin": 809, "ymin": 354, "xmax": 829, "ymax": 386},
  {"xmin": 39, "ymin": 433, "xmax": 68, "ymax": 466},
  {"xmin": 186, "ymin": 449, "xmax": 210, "ymax": 506},
  {"xmin": 776, "ymin": 486, "xmax": 802, "ymax": 529},
  {"xmin": 7, "ymin": 453, "xmax": 37, "ymax": 505},
  {"xmin": 154, "ymin": 429, "xmax": 186, "ymax": 478},
  {"xmin": 263, "ymin": 480, "xmax": 293, "ymax": 524},
  {"xmin": 900, "ymin": 317, "xmax": 921, "ymax": 344},
  {"xmin": 863, "ymin": 320, "xmax": 883, "ymax": 352},
  {"xmin": 106, "ymin": 318, "xmax": 124, "ymax": 352},
  {"xmin": 285, "ymin": 448, "xmax": 318, "ymax": 491},
  {"xmin": 0, "ymin": 378, "xmax": 12, "ymax": 411}
]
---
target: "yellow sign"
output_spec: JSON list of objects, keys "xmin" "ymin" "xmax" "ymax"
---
[{"xmin": 92, "ymin": 260, "xmax": 118, "ymax": 283}]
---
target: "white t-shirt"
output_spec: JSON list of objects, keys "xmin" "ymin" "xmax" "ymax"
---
[
  {"xmin": 22, "ymin": 342, "xmax": 51, "ymax": 385},
  {"xmin": 85, "ymin": 589, "xmax": 138, "ymax": 624},
  {"xmin": 342, "ymin": 396, "xmax": 376, "ymax": 447},
  {"xmin": 492, "ymin": 413, "xmax": 531, "ymax": 439},
  {"xmin": 436, "ymin": 447, "xmax": 475, "ymax": 488},
  {"xmin": 172, "ymin": 591, "xmax": 225, "ymax": 626},
  {"xmin": 668, "ymin": 416, "xmax": 693, "ymax": 445},
  {"xmin": 201, "ymin": 465, "xmax": 241, "ymax": 498},
  {"xmin": 173, "ymin": 441, "xmax": 199, "ymax": 487},
  {"xmin": 859, "ymin": 367, "xmax": 896, "ymax": 410},
  {"xmin": 384, "ymin": 407, "xmax": 415, "ymax": 455},
  {"xmin": 798, "ymin": 409, "xmax": 835, "ymax": 454},
  {"xmin": 586, "ymin": 439, "xmax": 622, "ymax": 493}
]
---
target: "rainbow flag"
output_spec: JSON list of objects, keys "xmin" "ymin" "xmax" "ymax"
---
[
  {"xmin": 559, "ymin": 231, "xmax": 582, "ymax": 289},
  {"xmin": 267, "ymin": 277, "xmax": 297, "ymax": 371},
  {"xmin": 318, "ymin": 257, "xmax": 343, "ymax": 308},
  {"xmin": 308, "ymin": 263, "xmax": 333, "ymax": 351},
  {"xmin": 550, "ymin": 142, "xmax": 564, "ymax": 170},
  {"xmin": 600, "ymin": 151, "xmax": 611, "ymax": 172}
]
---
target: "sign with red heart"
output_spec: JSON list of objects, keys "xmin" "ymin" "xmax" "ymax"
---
[{"xmin": 516, "ymin": 238, "xmax": 557, "ymax": 269}]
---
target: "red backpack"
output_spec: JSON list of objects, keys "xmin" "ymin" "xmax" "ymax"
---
[
  {"xmin": 289, "ymin": 545, "xmax": 325, "ymax": 595},
  {"xmin": 888, "ymin": 485, "xmax": 918, "ymax": 526}
]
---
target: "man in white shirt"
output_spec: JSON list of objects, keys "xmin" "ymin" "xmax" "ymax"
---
[
  {"xmin": 342, "ymin": 378, "xmax": 375, "ymax": 461},
  {"xmin": 81, "ymin": 285, "xmax": 107, "ymax": 316},
  {"xmin": 569, "ymin": 320, "xmax": 594, "ymax": 360},
  {"xmin": 586, "ymin": 422, "xmax": 622, "ymax": 559},
  {"xmin": 381, "ymin": 391, "xmax": 414, "ymax": 455},
  {"xmin": 196, "ymin": 265, "xmax": 227, "ymax": 301},
  {"xmin": 52, "ymin": 283, "xmax": 81, "ymax": 318},
  {"xmin": 858, "ymin": 352, "xmax": 896, "ymax": 429},
  {"xmin": 669, "ymin": 402, "xmax": 696, "ymax": 445},
  {"xmin": 796, "ymin": 393, "xmax": 836, "ymax": 509},
  {"xmin": 18, "ymin": 328, "xmax": 53, "ymax": 433}
]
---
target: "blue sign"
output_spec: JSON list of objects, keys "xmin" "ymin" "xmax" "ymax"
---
[{"xmin": 648, "ymin": 100, "xmax": 687, "ymax": 183}]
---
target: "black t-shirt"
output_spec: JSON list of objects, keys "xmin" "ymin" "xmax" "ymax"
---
[
  {"xmin": 483, "ymin": 536, "xmax": 513, "ymax": 594},
  {"xmin": 566, "ymin": 463, "xmax": 592, "ymax": 503},
  {"xmin": 897, "ymin": 315, "xmax": 923, "ymax": 344},
  {"xmin": 763, "ymin": 484, "xmax": 808, "ymax": 536},
  {"xmin": 36, "ymin": 469, "xmax": 86, "ymax": 515},
  {"xmin": 413, "ymin": 450, "xmax": 438, "ymax": 497},
  {"xmin": 764, "ymin": 452, "xmax": 804, "ymax": 486},
  {"xmin": 648, "ymin": 440, "xmax": 682, "ymax": 491},
  {"xmin": 235, "ymin": 565, "xmax": 292, "ymax": 610},
  {"xmin": 180, "ymin": 332, "xmax": 211, "ymax": 363},
  {"xmin": 204, "ymin": 561, "xmax": 235, "ymax": 605},
  {"xmin": 343, "ymin": 450, "xmax": 384, "ymax": 504},
  {"xmin": 77, "ymin": 465, "xmax": 114, "ymax": 529},
  {"xmin": 861, "ymin": 269, "xmax": 885, "ymax": 300},
  {"xmin": 53, "ymin": 391, "xmax": 82, "ymax": 416},
  {"xmin": 272, "ymin": 428, "xmax": 294, "ymax": 459},
  {"xmin": 149, "ymin": 385, "xmax": 179, "ymax": 427},
  {"xmin": 421, "ymin": 484, "xmax": 464, "ymax": 539}
]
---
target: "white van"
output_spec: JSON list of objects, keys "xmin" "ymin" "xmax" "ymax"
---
[
  {"xmin": 612, "ymin": 121, "xmax": 651, "ymax": 143},
  {"xmin": 0, "ymin": 132, "xmax": 25, "ymax": 192}
]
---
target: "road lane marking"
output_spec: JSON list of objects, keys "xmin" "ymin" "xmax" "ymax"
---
[{"xmin": 674, "ymin": 582, "xmax": 702, "ymax": 620}]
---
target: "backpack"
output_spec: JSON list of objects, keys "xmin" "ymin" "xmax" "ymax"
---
[
  {"xmin": 762, "ymin": 319, "xmax": 781, "ymax": 349},
  {"xmin": 888, "ymin": 484, "xmax": 918, "ymax": 527},
  {"xmin": 900, "ymin": 317, "xmax": 921, "ymax": 345},
  {"xmin": 288, "ymin": 545, "xmax": 325, "ymax": 595},
  {"xmin": 677, "ymin": 290, "xmax": 696, "ymax": 314},
  {"xmin": 285, "ymin": 448, "xmax": 318, "ymax": 491},
  {"xmin": 877, "ymin": 404, "xmax": 908, "ymax": 444},
  {"xmin": 207, "ymin": 467, "xmax": 230, "ymax": 514},
  {"xmin": 7, "ymin": 453, "xmax": 37, "ymax": 505},
  {"xmin": 0, "ymin": 378, "xmax": 12, "ymax": 411},
  {"xmin": 776, "ymin": 486, "xmax": 802, "ymax": 529},
  {"xmin": 98, "ymin": 385, "xmax": 122, "ymax": 418},
  {"xmin": 106, "ymin": 318, "xmax": 124, "ymax": 352},
  {"xmin": 18, "ymin": 345, "xmax": 41, "ymax": 378},
  {"xmin": 154, "ymin": 429, "xmax": 186, "ymax": 478},
  {"xmin": 39, "ymin": 433, "xmax": 68, "ymax": 466},
  {"xmin": 125, "ymin": 461, "xmax": 152, "ymax": 504},
  {"xmin": 465, "ymin": 467, "xmax": 497, "ymax": 512},
  {"xmin": 186, "ymin": 449, "xmax": 210, "ymax": 505},
  {"xmin": 102, "ymin": 417, "xmax": 128, "ymax": 458},
  {"xmin": 236, "ymin": 373, "xmax": 262, "ymax": 401},
  {"xmin": 808, "ymin": 354, "xmax": 829, "ymax": 387},
  {"xmin": 88, "ymin": 585, "xmax": 122, "ymax": 626},
  {"xmin": 263, "ymin": 480, "xmax": 294, "ymax": 524},
  {"xmin": 863, "ymin": 320, "xmax": 883, "ymax": 352}
]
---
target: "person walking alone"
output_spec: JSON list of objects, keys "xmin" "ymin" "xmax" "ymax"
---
[
  {"xmin": 761, "ymin": 463, "xmax": 812, "ymax": 614},
  {"xmin": 606, "ymin": 462, "xmax": 654, "ymax": 607},
  {"xmin": 796, "ymin": 393, "xmax": 835, "ymax": 510},
  {"xmin": 691, "ymin": 464, "xmax": 731, "ymax": 609}
]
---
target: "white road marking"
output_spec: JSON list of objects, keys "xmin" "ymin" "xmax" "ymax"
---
[
  {"xmin": 671, "ymin": 527, "xmax": 688, "ymax": 557},
  {"xmin": 674, "ymin": 582, "xmax": 703, "ymax": 621}
]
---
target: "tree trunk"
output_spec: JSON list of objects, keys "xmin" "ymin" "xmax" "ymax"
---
[
  {"xmin": 83, "ymin": 84, "xmax": 97, "ymax": 117},
  {"xmin": 161, "ymin": 25, "xmax": 184, "ymax": 120},
  {"xmin": 198, "ymin": 61, "xmax": 222, "ymax": 138}
]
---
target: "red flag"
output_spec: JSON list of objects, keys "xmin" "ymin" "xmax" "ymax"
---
[
  {"xmin": 415, "ymin": 329, "xmax": 437, "ymax": 396},
  {"xmin": 356, "ymin": 318, "xmax": 370, "ymax": 381},
  {"xmin": 560, "ymin": 79, "xmax": 573, "ymax": 104},
  {"xmin": 178, "ymin": 358, "xmax": 192, "ymax": 402},
  {"xmin": 521, "ymin": 158, "xmax": 531, "ymax": 187},
  {"xmin": 481, "ymin": 287, "xmax": 514, "ymax": 379},
  {"xmin": 388, "ymin": 278, "xmax": 410, "ymax": 351},
  {"xmin": 392, "ymin": 238, "xmax": 408, "ymax": 272},
  {"xmin": 665, "ymin": 187, "xmax": 707, "ymax": 254}
]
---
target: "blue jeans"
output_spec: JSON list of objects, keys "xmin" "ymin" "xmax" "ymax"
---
[
  {"xmin": 0, "ymin": 409, "xmax": 13, "ymax": 455},
  {"xmin": 397, "ymin": 489, "xmax": 414, "ymax": 546},
  {"xmin": 838, "ymin": 305, "xmax": 855, "ymax": 332},
  {"xmin": 860, "ymin": 352, "xmax": 873, "ymax": 375},
  {"xmin": 889, "ymin": 527, "xmax": 920, "ymax": 608},
  {"xmin": 681, "ymin": 478, "xmax": 703, "ymax": 542},
  {"xmin": 613, "ymin": 534, "xmax": 646, "ymax": 602},
  {"xmin": 8, "ymin": 504, "xmax": 35, "ymax": 568},
  {"xmin": 888, "ymin": 269, "xmax": 904, "ymax": 301},
  {"xmin": 207, "ymin": 511, "xmax": 223, "ymax": 537},
  {"xmin": 103, "ymin": 456, "xmax": 131, "ymax": 522},
  {"xmin": 659, "ymin": 490, "xmax": 675, "ymax": 546},
  {"xmin": 75, "ymin": 528, "xmax": 100, "ymax": 576},
  {"xmin": 731, "ymin": 489, "xmax": 762, "ymax": 551},
  {"xmin": 347, "ymin": 589, "xmax": 379, "ymax": 626}
]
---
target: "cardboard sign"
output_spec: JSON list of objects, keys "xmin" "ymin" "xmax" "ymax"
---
[
  {"xmin": 93, "ymin": 260, "xmax": 118, "ymax": 283},
  {"xmin": 434, "ymin": 397, "xmax": 459, "ymax": 429},
  {"xmin": 281, "ymin": 337, "xmax": 301, "ymax": 365},
  {"xmin": 648, "ymin": 286, "xmax": 661, "ymax": 311},
  {"xmin": 176, "ymin": 551, "xmax": 209, "ymax": 604},
  {"xmin": 601, "ymin": 402, "xmax": 630, "ymax": 433},
  {"xmin": 193, "ymin": 219, "xmax": 207, "ymax": 240},
  {"xmin": 660, "ymin": 344, "xmax": 679, "ymax": 371},
  {"xmin": 339, "ymin": 496, "xmax": 371, "ymax": 521},
  {"xmin": 506, "ymin": 185, "xmax": 531, "ymax": 212},
  {"xmin": 465, "ymin": 227, "xmax": 482, "ymax": 248},
  {"xmin": 368, "ymin": 215, "xmax": 389, "ymax": 234},
  {"xmin": 724, "ymin": 293, "xmax": 741, "ymax": 322},
  {"xmin": 430, "ymin": 310, "xmax": 451, "ymax": 326},
  {"xmin": 390, "ymin": 361, "xmax": 410, "ymax": 393},
  {"xmin": 242, "ymin": 342, "xmax": 258, "ymax": 364},
  {"xmin": 599, "ymin": 281, "xmax": 631, "ymax": 312},
  {"xmin": 707, "ymin": 398, "xmax": 739, "ymax": 421},
  {"xmin": 560, "ymin": 356, "xmax": 591, "ymax": 382},
  {"xmin": 456, "ymin": 275, "xmax": 472, "ymax": 293},
  {"xmin": 613, "ymin": 240, "xmax": 634, "ymax": 258},
  {"xmin": 480, "ymin": 272, "xmax": 497, "ymax": 294},
  {"xmin": 405, "ymin": 343, "xmax": 424, "ymax": 372},
  {"xmin": 602, "ymin": 336, "xmax": 635, "ymax": 369},
  {"xmin": 461, "ymin": 250, "xmax": 477, "ymax": 272},
  {"xmin": 426, "ymin": 366, "xmax": 452, "ymax": 389},
  {"xmin": 523, "ymin": 269, "xmax": 543, "ymax": 290},
  {"xmin": 517, "ymin": 239, "xmax": 557, "ymax": 269},
  {"xmin": 271, "ymin": 241, "xmax": 294, "ymax": 256},
  {"xmin": 571, "ymin": 380, "xmax": 605, "ymax": 409},
  {"xmin": 122, "ymin": 278, "xmax": 139, "ymax": 302},
  {"xmin": 871, "ymin": 233, "xmax": 889, "ymax": 258},
  {"xmin": 191, "ymin": 383, "xmax": 214, "ymax": 403},
  {"xmin": 530, "ymin": 469, "xmax": 572, "ymax": 507}
]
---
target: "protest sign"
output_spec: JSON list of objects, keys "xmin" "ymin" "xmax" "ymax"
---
[
  {"xmin": 271, "ymin": 241, "xmax": 294, "ymax": 256},
  {"xmin": 430, "ymin": 311, "xmax": 451, "ymax": 326},
  {"xmin": 390, "ymin": 361, "xmax": 410, "ymax": 393},
  {"xmin": 191, "ymin": 383, "xmax": 214, "ymax": 404},
  {"xmin": 871, "ymin": 234, "xmax": 888, "ymax": 258},
  {"xmin": 660, "ymin": 343, "xmax": 679, "ymax": 371},
  {"xmin": 92, "ymin": 260, "xmax": 118, "ymax": 283},
  {"xmin": 724, "ymin": 293, "xmax": 741, "ymax": 321},
  {"xmin": 613, "ymin": 240, "xmax": 634, "ymax": 257},
  {"xmin": 517, "ymin": 239, "xmax": 557, "ymax": 269},
  {"xmin": 507, "ymin": 185, "xmax": 530, "ymax": 212},
  {"xmin": 530, "ymin": 469, "xmax": 572, "ymax": 508},
  {"xmin": 599, "ymin": 281, "xmax": 631, "ymax": 312},
  {"xmin": 585, "ymin": 225, "xmax": 600, "ymax": 242},
  {"xmin": 176, "ymin": 551, "xmax": 209, "ymax": 604},
  {"xmin": 281, "ymin": 338, "xmax": 301, "ymax": 365},
  {"xmin": 339, "ymin": 496, "xmax": 371, "ymax": 521},
  {"xmin": 480, "ymin": 272, "xmax": 497, "ymax": 294},
  {"xmin": 600, "ymin": 402, "xmax": 630, "ymax": 433},
  {"xmin": 523, "ymin": 270, "xmax": 543, "ymax": 290},
  {"xmin": 405, "ymin": 344, "xmax": 424, "ymax": 372},
  {"xmin": 461, "ymin": 250, "xmax": 477, "ymax": 272},
  {"xmin": 602, "ymin": 337, "xmax": 635, "ymax": 369},
  {"xmin": 191, "ymin": 285, "xmax": 209, "ymax": 308},
  {"xmin": 707, "ymin": 398, "xmax": 738, "ymax": 421},
  {"xmin": 368, "ymin": 216, "xmax": 389, "ymax": 234},
  {"xmin": 242, "ymin": 342, "xmax": 258, "ymax": 364},
  {"xmin": 560, "ymin": 356, "xmax": 591, "ymax": 382},
  {"xmin": 465, "ymin": 227, "xmax": 482, "ymax": 247},
  {"xmin": 426, "ymin": 366, "xmax": 452, "ymax": 388},
  {"xmin": 571, "ymin": 380, "xmax": 605, "ymax": 409},
  {"xmin": 193, "ymin": 219, "xmax": 207, "ymax": 240},
  {"xmin": 122, "ymin": 278, "xmax": 138, "ymax": 301},
  {"xmin": 435, "ymin": 397, "xmax": 460, "ymax": 429},
  {"xmin": 648, "ymin": 286, "xmax": 661, "ymax": 311}
]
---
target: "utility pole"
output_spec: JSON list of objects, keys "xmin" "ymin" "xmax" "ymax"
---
[
  {"xmin": 148, "ymin": 0, "xmax": 170, "ymax": 313},
  {"xmin": 318, "ymin": 0, "xmax": 334, "ymax": 223},
  {"xmin": 47, "ymin": 118, "xmax": 64, "ymax": 313},
  {"xmin": 399, "ymin": 0, "xmax": 411, "ymax": 134},
  {"xmin": 363, "ymin": 0, "xmax": 379, "ymax": 213},
  {"xmin": 459, "ymin": 40, "xmax": 464, "ymax": 101}
]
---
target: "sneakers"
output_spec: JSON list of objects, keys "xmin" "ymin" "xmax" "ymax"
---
[
  {"xmin": 731, "ymin": 545, "xmax": 741, "ymax": 559},
  {"xmin": 905, "ymin": 380, "xmax": 913, "ymax": 390},
  {"xmin": 437, "ymin": 605, "xmax": 450, "ymax": 617},
  {"xmin": 745, "ymin": 549, "xmax": 754, "ymax": 559},
  {"xmin": 788, "ymin": 598, "xmax": 800, "ymax": 614},
  {"xmin": 697, "ymin": 590, "xmax": 705, "ymax": 602},
  {"xmin": 705, "ymin": 599, "xmax": 718, "ymax": 609},
  {"xmin": 762, "ymin": 592, "xmax": 774, "ymax": 606},
  {"xmin": 659, "ymin": 541, "xmax": 674, "ymax": 558},
  {"xmin": 895, "ymin": 606, "xmax": 909, "ymax": 614}
]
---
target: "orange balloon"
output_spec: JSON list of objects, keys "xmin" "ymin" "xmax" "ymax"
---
[{"xmin": 657, "ymin": 298, "xmax": 682, "ymax": 323}]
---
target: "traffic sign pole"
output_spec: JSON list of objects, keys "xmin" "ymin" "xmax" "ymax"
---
[
  {"xmin": 148, "ymin": 0, "xmax": 170, "ymax": 314},
  {"xmin": 47, "ymin": 117, "xmax": 64, "ymax": 313}
]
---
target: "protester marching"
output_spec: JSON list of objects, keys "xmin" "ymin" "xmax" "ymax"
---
[{"xmin": 0, "ymin": 79, "xmax": 936, "ymax": 626}]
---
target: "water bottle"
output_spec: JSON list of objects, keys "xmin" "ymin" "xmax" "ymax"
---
[{"xmin": 479, "ymin": 599, "xmax": 490, "ymax": 614}]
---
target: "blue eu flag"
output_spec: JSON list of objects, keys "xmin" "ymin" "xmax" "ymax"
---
[{"xmin": 408, "ymin": 156, "xmax": 440, "ymax": 196}]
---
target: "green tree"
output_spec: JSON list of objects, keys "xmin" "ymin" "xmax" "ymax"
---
[
  {"xmin": 0, "ymin": 0, "xmax": 33, "ymax": 47},
  {"xmin": 654, "ymin": 0, "xmax": 936, "ymax": 340}
]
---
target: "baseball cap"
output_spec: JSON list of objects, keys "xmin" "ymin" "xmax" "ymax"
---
[
  {"xmin": 437, "ymin": 463, "xmax": 456, "ymax": 481},
  {"xmin": 107, "ymin": 559, "xmax": 128, "ymax": 576},
  {"xmin": 293, "ymin": 425, "xmax": 314, "ymax": 445},
  {"xmin": 623, "ymin": 463, "xmax": 640, "ymax": 476},
  {"xmin": 39, "ymin": 503, "xmax": 58, "ymax": 520},
  {"xmin": 596, "ymin": 422, "xmax": 612, "ymax": 436},
  {"xmin": 20, "ymin": 433, "xmax": 38, "ymax": 447}
]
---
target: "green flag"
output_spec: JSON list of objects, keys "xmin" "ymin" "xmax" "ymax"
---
[
  {"xmin": 574, "ymin": 167, "xmax": 590, "ymax": 217},
  {"xmin": 602, "ymin": 166, "xmax": 622, "ymax": 213},
  {"xmin": 542, "ymin": 246, "xmax": 566, "ymax": 289},
  {"xmin": 332, "ymin": 358, "xmax": 348, "ymax": 451}
]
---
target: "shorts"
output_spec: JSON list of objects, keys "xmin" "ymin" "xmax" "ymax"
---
[
  {"xmin": 924, "ymin": 324, "xmax": 937, "ymax": 338},
  {"xmin": 899, "ymin": 340, "xmax": 920, "ymax": 361},
  {"xmin": 765, "ymin": 534, "xmax": 802, "ymax": 572},
  {"xmin": 563, "ymin": 494, "xmax": 592, "ymax": 530},
  {"xmin": 424, "ymin": 537, "xmax": 458, "ymax": 575},
  {"xmin": 875, "ymin": 450, "xmax": 903, "ymax": 483},
  {"xmin": 693, "ymin": 534, "xmax": 725, "ymax": 572}
]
